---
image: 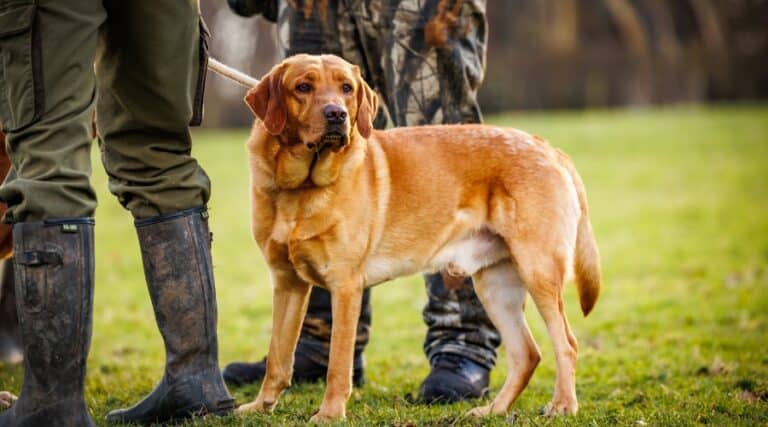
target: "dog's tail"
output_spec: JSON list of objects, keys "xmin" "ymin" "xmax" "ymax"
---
[{"xmin": 560, "ymin": 152, "xmax": 601, "ymax": 316}]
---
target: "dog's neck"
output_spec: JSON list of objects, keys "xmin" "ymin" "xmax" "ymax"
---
[{"xmin": 247, "ymin": 120, "xmax": 367, "ymax": 193}]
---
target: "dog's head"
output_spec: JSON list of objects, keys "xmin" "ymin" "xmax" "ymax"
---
[{"xmin": 245, "ymin": 54, "xmax": 378, "ymax": 151}]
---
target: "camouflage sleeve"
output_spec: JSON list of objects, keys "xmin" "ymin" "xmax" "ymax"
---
[
  {"xmin": 382, "ymin": 0, "xmax": 487, "ymax": 126},
  {"xmin": 278, "ymin": 0, "xmax": 486, "ymax": 127}
]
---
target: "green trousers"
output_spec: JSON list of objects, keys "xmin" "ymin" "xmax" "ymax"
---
[{"xmin": 0, "ymin": 0, "xmax": 210, "ymax": 222}]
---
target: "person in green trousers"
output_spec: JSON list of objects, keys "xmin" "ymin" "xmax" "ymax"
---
[{"xmin": 0, "ymin": 1, "xmax": 234, "ymax": 425}]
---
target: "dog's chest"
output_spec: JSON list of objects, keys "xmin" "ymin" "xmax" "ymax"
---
[
  {"xmin": 269, "ymin": 214, "xmax": 294, "ymax": 244},
  {"xmin": 268, "ymin": 192, "xmax": 331, "ymax": 244},
  {"xmin": 268, "ymin": 194, "xmax": 358, "ymax": 287}
]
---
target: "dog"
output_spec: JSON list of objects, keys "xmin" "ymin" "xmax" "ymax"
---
[{"xmin": 236, "ymin": 54, "xmax": 601, "ymax": 422}]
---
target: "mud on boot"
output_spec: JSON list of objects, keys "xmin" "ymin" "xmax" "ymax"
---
[
  {"xmin": 105, "ymin": 370, "xmax": 234, "ymax": 424},
  {"xmin": 0, "ymin": 219, "xmax": 96, "ymax": 427},
  {"xmin": 106, "ymin": 208, "xmax": 234, "ymax": 424}
]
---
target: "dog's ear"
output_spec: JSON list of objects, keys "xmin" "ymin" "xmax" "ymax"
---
[
  {"xmin": 245, "ymin": 63, "xmax": 287, "ymax": 135},
  {"xmin": 354, "ymin": 68, "xmax": 379, "ymax": 139}
]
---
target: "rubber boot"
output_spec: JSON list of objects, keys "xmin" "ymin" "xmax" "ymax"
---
[
  {"xmin": 0, "ymin": 219, "xmax": 95, "ymax": 426},
  {"xmin": 105, "ymin": 207, "xmax": 234, "ymax": 424},
  {"xmin": 0, "ymin": 260, "xmax": 23, "ymax": 366}
]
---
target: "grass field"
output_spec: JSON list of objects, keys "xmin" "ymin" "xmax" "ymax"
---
[{"xmin": 1, "ymin": 105, "xmax": 767, "ymax": 426}]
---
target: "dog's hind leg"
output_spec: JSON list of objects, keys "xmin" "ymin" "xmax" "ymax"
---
[
  {"xmin": 515, "ymin": 248, "xmax": 579, "ymax": 416},
  {"xmin": 467, "ymin": 262, "xmax": 541, "ymax": 417},
  {"xmin": 237, "ymin": 270, "xmax": 311, "ymax": 414},
  {"xmin": 310, "ymin": 282, "xmax": 363, "ymax": 422}
]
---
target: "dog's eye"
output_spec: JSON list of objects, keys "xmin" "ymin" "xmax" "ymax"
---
[
  {"xmin": 296, "ymin": 83, "xmax": 312, "ymax": 93},
  {"xmin": 342, "ymin": 83, "xmax": 353, "ymax": 94}
]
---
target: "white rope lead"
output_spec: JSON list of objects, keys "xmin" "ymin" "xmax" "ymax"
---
[{"xmin": 207, "ymin": 57, "xmax": 260, "ymax": 88}]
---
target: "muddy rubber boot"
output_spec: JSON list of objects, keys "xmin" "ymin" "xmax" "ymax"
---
[
  {"xmin": 0, "ymin": 260, "xmax": 23, "ymax": 366},
  {"xmin": 0, "ymin": 219, "xmax": 96, "ymax": 427},
  {"xmin": 105, "ymin": 207, "xmax": 234, "ymax": 424}
]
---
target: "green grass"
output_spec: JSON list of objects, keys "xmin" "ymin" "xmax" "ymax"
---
[{"xmin": 1, "ymin": 105, "xmax": 767, "ymax": 426}]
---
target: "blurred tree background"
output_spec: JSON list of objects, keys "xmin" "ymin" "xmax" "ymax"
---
[{"xmin": 200, "ymin": 0, "xmax": 768, "ymax": 127}]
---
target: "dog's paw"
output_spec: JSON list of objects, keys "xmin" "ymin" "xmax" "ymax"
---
[
  {"xmin": 236, "ymin": 398, "xmax": 277, "ymax": 414},
  {"xmin": 466, "ymin": 404, "xmax": 493, "ymax": 417},
  {"xmin": 309, "ymin": 411, "xmax": 345, "ymax": 423},
  {"xmin": 541, "ymin": 398, "xmax": 578, "ymax": 416},
  {"xmin": 467, "ymin": 402, "xmax": 509, "ymax": 417},
  {"xmin": 309, "ymin": 405, "xmax": 346, "ymax": 423}
]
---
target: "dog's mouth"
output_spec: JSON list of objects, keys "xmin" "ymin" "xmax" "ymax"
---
[
  {"xmin": 323, "ymin": 131, "xmax": 346, "ymax": 146},
  {"xmin": 307, "ymin": 129, "xmax": 348, "ymax": 152}
]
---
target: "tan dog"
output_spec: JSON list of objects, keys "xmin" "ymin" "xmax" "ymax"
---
[{"xmin": 237, "ymin": 54, "xmax": 601, "ymax": 422}]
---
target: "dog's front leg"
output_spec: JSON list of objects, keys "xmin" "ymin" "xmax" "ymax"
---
[
  {"xmin": 238, "ymin": 270, "xmax": 311, "ymax": 415},
  {"xmin": 310, "ymin": 283, "xmax": 363, "ymax": 422}
]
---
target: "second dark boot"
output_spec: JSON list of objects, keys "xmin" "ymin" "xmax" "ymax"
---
[
  {"xmin": 222, "ymin": 347, "xmax": 366, "ymax": 387},
  {"xmin": 418, "ymin": 353, "xmax": 490, "ymax": 404},
  {"xmin": 105, "ymin": 207, "xmax": 234, "ymax": 424},
  {"xmin": 0, "ymin": 219, "xmax": 95, "ymax": 426},
  {"xmin": 418, "ymin": 272, "xmax": 497, "ymax": 404}
]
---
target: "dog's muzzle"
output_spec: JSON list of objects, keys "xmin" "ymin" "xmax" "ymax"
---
[
  {"xmin": 307, "ymin": 105, "xmax": 349, "ymax": 151},
  {"xmin": 307, "ymin": 129, "xmax": 347, "ymax": 152}
]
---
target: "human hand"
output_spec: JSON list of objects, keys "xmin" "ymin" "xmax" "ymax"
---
[
  {"xmin": 227, "ymin": 0, "xmax": 278, "ymax": 22},
  {"xmin": 0, "ymin": 391, "xmax": 17, "ymax": 409}
]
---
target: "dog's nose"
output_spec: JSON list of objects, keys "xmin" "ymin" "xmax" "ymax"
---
[{"xmin": 324, "ymin": 105, "xmax": 347, "ymax": 124}]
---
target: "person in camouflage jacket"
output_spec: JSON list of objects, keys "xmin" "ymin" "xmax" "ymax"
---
[{"xmin": 225, "ymin": 0, "xmax": 498, "ymax": 403}]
